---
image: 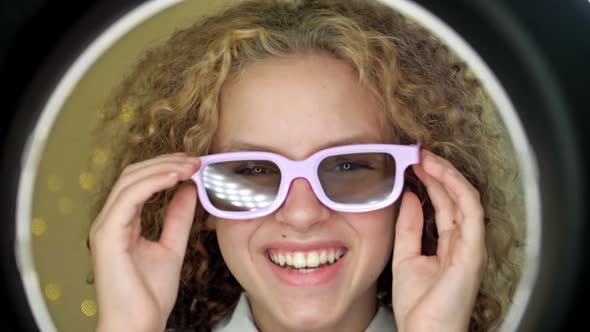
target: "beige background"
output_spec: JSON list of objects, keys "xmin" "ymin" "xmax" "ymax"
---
[{"xmin": 28, "ymin": 1, "xmax": 524, "ymax": 332}]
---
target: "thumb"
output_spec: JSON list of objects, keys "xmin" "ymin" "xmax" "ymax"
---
[
  {"xmin": 159, "ymin": 183, "xmax": 197, "ymax": 259},
  {"xmin": 392, "ymin": 191, "xmax": 424, "ymax": 270}
]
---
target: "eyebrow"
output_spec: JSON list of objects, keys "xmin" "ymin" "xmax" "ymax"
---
[{"xmin": 217, "ymin": 135, "xmax": 385, "ymax": 154}]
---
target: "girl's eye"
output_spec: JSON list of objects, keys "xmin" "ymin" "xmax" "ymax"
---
[
  {"xmin": 235, "ymin": 166, "xmax": 272, "ymax": 176},
  {"xmin": 335, "ymin": 162, "xmax": 374, "ymax": 172}
]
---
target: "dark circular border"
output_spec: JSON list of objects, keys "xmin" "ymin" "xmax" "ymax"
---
[{"xmin": 1, "ymin": 1, "xmax": 587, "ymax": 331}]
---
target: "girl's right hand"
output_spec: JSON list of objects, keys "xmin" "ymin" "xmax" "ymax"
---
[{"xmin": 89, "ymin": 153, "xmax": 201, "ymax": 332}]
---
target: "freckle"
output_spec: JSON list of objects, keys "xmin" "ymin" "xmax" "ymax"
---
[{"xmin": 282, "ymin": 234, "xmax": 287, "ymax": 239}]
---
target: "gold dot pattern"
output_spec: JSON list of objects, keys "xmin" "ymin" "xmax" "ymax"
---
[
  {"xmin": 81, "ymin": 299, "xmax": 97, "ymax": 317},
  {"xmin": 44, "ymin": 283, "xmax": 62, "ymax": 301},
  {"xmin": 120, "ymin": 102, "xmax": 136, "ymax": 123},
  {"xmin": 47, "ymin": 175, "xmax": 64, "ymax": 192},
  {"xmin": 92, "ymin": 148, "xmax": 109, "ymax": 167},
  {"xmin": 79, "ymin": 172, "xmax": 96, "ymax": 191},
  {"xmin": 58, "ymin": 197, "xmax": 74, "ymax": 215},
  {"xmin": 31, "ymin": 218, "xmax": 47, "ymax": 236}
]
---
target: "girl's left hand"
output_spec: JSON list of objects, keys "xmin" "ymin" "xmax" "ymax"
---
[{"xmin": 391, "ymin": 149, "xmax": 487, "ymax": 332}]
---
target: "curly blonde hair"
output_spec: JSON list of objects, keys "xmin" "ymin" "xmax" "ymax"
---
[{"xmin": 90, "ymin": 0, "xmax": 524, "ymax": 331}]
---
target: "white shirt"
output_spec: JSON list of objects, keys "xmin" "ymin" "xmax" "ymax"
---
[{"xmin": 212, "ymin": 293, "xmax": 397, "ymax": 332}]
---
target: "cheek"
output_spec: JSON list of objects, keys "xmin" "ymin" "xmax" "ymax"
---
[
  {"xmin": 348, "ymin": 206, "xmax": 396, "ymax": 284},
  {"xmin": 215, "ymin": 219, "xmax": 262, "ymax": 276},
  {"xmin": 368, "ymin": 206, "xmax": 396, "ymax": 242},
  {"xmin": 352, "ymin": 206, "xmax": 396, "ymax": 258},
  {"xmin": 215, "ymin": 220, "xmax": 251, "ymax": 265}
]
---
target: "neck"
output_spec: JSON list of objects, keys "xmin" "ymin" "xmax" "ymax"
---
[{"xmin": 250, "ymin": 285, "xmax": 379, "ymax": 332}]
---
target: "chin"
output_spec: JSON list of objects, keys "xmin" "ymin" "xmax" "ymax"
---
[
  {"xmin": 280, "ymin": 315, "xmax": 337, "ymax": 331},
  {"xmin": 274, "ymin": 300, "xmax": 343, "ymax": 331}
]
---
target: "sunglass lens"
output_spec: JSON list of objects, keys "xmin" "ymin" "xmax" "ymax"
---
[
  {"xmin": 203, "ymin": 160, "xmax": 281, "ymax": 212},
  {"xmin": 318, "ymin": 153, "xmax": 396, "ymax": 204}
]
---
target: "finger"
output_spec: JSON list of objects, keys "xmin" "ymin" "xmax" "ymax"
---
[
  {"xmin": 98, "ymin": 171, "xmax": 183, "ymax": 233},
  {"xmin": 103, "ymin": 158, "xmax": 200, "ymax": 216},
  {"xmin": 123, "ymin": 152, "xmax": 191, "ymax": 174},
  {"xmin": 159, "ymin": 184, "xmax": 198, "ymax": 259},
  {"xmin": 392, "ymin": 192, "xmax": 424, "ymax": 270},
  {"xmin": 90, "ymin": 205, "xmax": 142, "ymax": 253},
  {"xmin": 115, "ymin": 159, "xmax": 199, "ymax": 196},
  {"xmin": 412, "ymin": 162, "xmax": 456, "ymax": 235},
  {"xmin": 421, "ymin": 150, "xmax": 485, "ymax": 246},
  {"xmin": 413, "ymin": 162, "xmax": 457, "ymax": 259},
  {"xmin": 115, "ymin": 154, "xmax": 199, "ymax": 193}
]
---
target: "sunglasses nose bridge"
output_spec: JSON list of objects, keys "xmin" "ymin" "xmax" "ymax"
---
[{"xmin": 280, "ymin": 159, "xmax": 321, "ymax": 197}]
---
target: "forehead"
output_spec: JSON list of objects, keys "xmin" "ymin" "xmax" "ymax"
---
[{"xmin": 214, "ymin": 53, "xmax": 388, "ymax": 158}]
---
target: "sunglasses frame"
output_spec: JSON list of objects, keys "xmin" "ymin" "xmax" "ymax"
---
[{"xmin": 191, "ymin": 144, "xmax": 420, "ymax": 219}]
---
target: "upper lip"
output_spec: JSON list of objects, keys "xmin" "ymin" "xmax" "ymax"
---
[{"xmin": 263, "ymin": 240, "xmax": 347, "ymax": 253}]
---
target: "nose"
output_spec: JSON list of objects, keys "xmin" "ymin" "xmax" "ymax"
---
[{"xmin": 274, "ymin": 178, "xmax": 330, "ymax": 232}]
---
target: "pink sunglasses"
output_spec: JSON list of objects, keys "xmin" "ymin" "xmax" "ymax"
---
[{"xmin": 191, "ymin": 144, "xmax": 420, "ymax": 219}]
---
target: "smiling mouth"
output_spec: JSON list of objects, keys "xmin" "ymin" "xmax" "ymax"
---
[{"xmin": 266, "ymin": 248, "xmax": 348, "ymax": 273}]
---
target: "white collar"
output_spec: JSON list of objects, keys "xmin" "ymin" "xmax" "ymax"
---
[{"xmin": 212, "ymin": 293, "xmax": 397, "ymax": 332}]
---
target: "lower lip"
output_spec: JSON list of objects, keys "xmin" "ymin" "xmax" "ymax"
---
[{"xmin": 267, "ymin": 254, "xmax": 346, "ymax": 287}]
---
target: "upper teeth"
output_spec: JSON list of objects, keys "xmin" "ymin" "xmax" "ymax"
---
[{"xmin": 269, "ymin": 249, "xmax": 345, "ymax": 268}]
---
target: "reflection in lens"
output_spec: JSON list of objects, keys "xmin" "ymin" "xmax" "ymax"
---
[
  {"xmin": 318, "ymin": 153, "xmax": 396, "ymax": 204},
  {"xmin": 203, "ymin": 160, "xmax": 280, "ymax": 212}
]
